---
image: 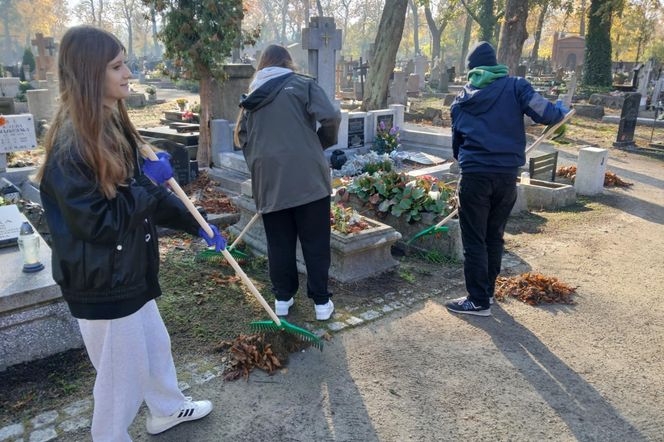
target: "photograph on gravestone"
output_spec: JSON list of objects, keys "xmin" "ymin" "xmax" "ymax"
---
[{"xmin": 347, "ymin": 116, "xmax": 365, "ymax": 147}]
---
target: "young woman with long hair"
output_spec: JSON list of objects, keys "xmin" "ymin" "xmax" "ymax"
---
[
  {"xmin": 234, "ymin": 44, "xmax": 340, "ymax": 321},
  {"xmin": 38, "ymin": 26, "xmax": 225, "ymax": 441}
]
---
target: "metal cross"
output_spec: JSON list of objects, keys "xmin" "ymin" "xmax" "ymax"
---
[{"xmin": 321, "ymin": 32, "xmax": 331, "ymax": 48}]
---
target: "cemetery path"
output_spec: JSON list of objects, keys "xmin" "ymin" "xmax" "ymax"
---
[{"xmin": 62, "ymin": 148, "xmax": 663, "ymax": 441}]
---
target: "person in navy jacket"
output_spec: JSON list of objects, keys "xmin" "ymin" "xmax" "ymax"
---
[{"xmin": 447, "ymin": 41, "xmax": 567, "ymax": 316}]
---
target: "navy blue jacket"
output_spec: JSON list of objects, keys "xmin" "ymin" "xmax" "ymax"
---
[{"xmin": 451, "ymin": 76, "xmax": 565, "ymax": 175}]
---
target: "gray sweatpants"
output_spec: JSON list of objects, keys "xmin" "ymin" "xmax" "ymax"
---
[{"xmin": 78, "ymin": 300, "xmax": 185, "ymax": 442}]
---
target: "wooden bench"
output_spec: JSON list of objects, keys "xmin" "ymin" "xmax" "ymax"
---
[{"xmin": 529, "ymin": 151, "xmax": 559, "ymax": 182}]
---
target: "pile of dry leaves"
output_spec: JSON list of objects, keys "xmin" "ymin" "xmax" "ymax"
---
[
  {"xmin": 216, "ymin": 331, "xmax": 313, "ymax": 381},
  {"xmin": 556, "ymin": 166, "xmax": 633, "ymax": 188},
  {"xmin": 495, "ymin": 273, "xmax": 577, "ymax": 305},
  {"xmin": 183, "ymin": 172, "xmax": 237, "ymax": 213}
]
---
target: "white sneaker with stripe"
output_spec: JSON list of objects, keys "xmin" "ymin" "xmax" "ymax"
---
[{"xmin": 146, "ymin": 397, "xmax": 213, "ymax": 435}]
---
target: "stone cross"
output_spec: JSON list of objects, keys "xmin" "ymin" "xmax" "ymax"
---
[
  {"xmin": 31, "ymin": 33, "xmax": 57, "ymax": 81},
  {"xmin": 302, "ymin": 17, "xmax": 342, "ymax": 104},
  {"xmin": 637, "ymin": 60, "xmax": 653, "ymax": 109}
]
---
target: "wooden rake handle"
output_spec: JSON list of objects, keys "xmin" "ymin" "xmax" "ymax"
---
[
  {"xmin": 526, "ymin": 109, "xmax": 576, "ymax": 156},
  {"xmin": 433, "ymin": 208, "xmax": 459, "ymax": 229},
  {"xmin": 228, "ymin": 212, "xmax": 260, "ymax": 252},
  {"xmin": 140, "ymin": 146, "xmax": 281, "ymax": 325}
]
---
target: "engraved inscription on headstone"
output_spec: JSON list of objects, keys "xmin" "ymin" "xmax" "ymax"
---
[
  {"xmin": 347, "ymin": 116, "xmax": 365, "ymax": 148},
  {"xmin": 0, "ymin": 114, "xmax": 38, "ymax": 153}
]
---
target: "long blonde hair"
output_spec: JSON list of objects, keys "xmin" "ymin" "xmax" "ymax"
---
[
  {"xmin": 37, "ymin": 26, "xmax": 143, "ymax": 199},
  {"xmin": 233, "ymin": 45, "xmax": 297, "ymax": 147}
]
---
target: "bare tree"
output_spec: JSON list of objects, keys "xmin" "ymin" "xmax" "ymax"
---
[
  {"xmin": 423, "ymin": 0, "xmax": 461, "ymax": 62},
  {"xmin": 530, "ymin": 1, "xmax": 549, "ymax": 61},
  {"xmin": 362, "ymin": 0, "xmax": 408, "ymax": 110},
  {"xmin": 409, "ymin": 0, "xmax": 420, "ymax": 55}
]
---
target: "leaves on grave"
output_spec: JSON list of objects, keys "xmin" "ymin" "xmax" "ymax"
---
[
  {"xmin": 216, "ymin": 334, "xmax": 282, "ymax": 381},
  {"xmin": 556, "ymin": 166, "xmax": 633, "ymax": 187},
  {"xmin": 183, "ymin": 171, "xmax": 237, "ymax": 213},
  {"xmin": 495, "ymin": 273, "xmax": 577, "ymax": 305}
]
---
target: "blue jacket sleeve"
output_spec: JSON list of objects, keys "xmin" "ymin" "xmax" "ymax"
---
[
  {"xmin": 450, "ymin": 104, "xmax": 462, "ymax": 160},
  {"xmin": 516, "ymin": 78, "xmax": 565, "ymax": 126}
]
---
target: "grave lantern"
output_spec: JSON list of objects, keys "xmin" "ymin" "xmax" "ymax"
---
[{"xmin": 18, "ymin": 221, "xmax": 44, "ymax": 273}]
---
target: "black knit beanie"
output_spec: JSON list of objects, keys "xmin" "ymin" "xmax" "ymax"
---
[{"xmin": 467, "ymin": 42, "xmax": 497, "ymax": 70}]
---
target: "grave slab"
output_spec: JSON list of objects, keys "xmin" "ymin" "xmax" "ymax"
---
[{"xmin": 0, "ymin": 227, "xmax": 82, "ymax": 371}]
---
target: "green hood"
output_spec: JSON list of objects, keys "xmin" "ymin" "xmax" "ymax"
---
[{"xmin": 467, "ymin": 64, "xmax": 509, "ymax": 88}]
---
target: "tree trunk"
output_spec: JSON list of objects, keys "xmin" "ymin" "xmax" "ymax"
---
[
  {"xmin": 493, "ymin": 18, "xmax": 501, "ymax": 48},
  {"xmin": 281, "ymin": 0, "xmax": 289, "ymax": 43},
  {"xmin": 579, "ymin": 0, "xmax": 586, "ymax": 36},
  {"xmin": 303, "ymin": 0, "xmax": 309, "ymax": 26},
  {"xmin": 127, "ymin": 16, "xmax": 133, "ymax": 59},
  {"xmin": 150, "ymin": 2, "xmax": 160, "ymax": 58},
  {"xmin": 583, "ymin": 0, "xmax": 613, "ymax": 86},
  {"xmin": 478, "ymin": 0, "xmax": 495, "ymax": 43},
  {"xmin": 424, "ymin": 4, "xmax": 441, "ymax": 62},
  {"xmin": 459, "ymin": 12, "xmax": 473, "ymax": 73},
  {"xmin": 530, "ymin": 2, "xmax": 548, "ymax": 61},
  {"xmin": 362, "ymin": 0, "xmax": 408, "ymax": 110},
  {"xmin": 409, "ymin": 0, "xmax": 419, "ymax": 55},
  {"xmin": 316, "ymin": 0, "xmax": 323, "ymax": 16},
  {"xmin": 1, "ymin": 6, "xmax": 11, "ymax": 65},
  {"xmin": 497, "ymin": 0, "xmax": 528, "ymax": 73}
]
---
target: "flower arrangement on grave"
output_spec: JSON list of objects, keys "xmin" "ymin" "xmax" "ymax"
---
[
  {"xmin": 182, "ymin": 110, "xmax": 194, "ymax": 122},
  {"xmin": 176, "ymin": 98, "xmax": 187, "ymax": 111},
  {"xmin": 330, "ymin": 203, "xmax": 370, "ymax": 235},
  {"xmin": 347, "ymin": 171, "xmax": 456, "ymax": 223},
  {"xmin": 332, "ymin": 151, "xmax": 395, "ymax": 178},
  {"xmin": 372, "ymin": 121, "xmax": 401, "ymax": 155}
]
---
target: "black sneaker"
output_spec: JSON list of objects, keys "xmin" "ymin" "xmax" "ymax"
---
[{"xmin": 446, "ymin": 297, "xmax": 491, "ymax": 316}]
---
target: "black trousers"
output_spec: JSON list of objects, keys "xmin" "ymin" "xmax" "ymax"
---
[
  {"xmin": 261, "ymin": 196, "xmax": 331, "ymax": 305},
  {"xmin": 458, "ymin": 173, "xmax": 517, "ymax": 308}
]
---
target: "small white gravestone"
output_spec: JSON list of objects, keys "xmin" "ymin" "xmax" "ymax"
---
[
  {"xmin": 575, "ymin": 146, "xmax": 608, "ymax": 196},
  {"xmin": 0, "ymin": 204, "xmax": 24, "ymax": 247},
  {"xmin": 0, "ymin": 114, "xmax": 38, "ymax": 153}
]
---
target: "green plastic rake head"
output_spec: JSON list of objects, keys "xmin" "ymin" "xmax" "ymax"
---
[
  {"xmin": 197, "ymin": 247, "xmax": 249, "ymax": 262},
  {"xmin": 250, "ymin": 319, "xmax": 324, "ymax": 350},
  {"xmin": 406, "ymin": 225, "xmax": 449, "ymax": 244}
]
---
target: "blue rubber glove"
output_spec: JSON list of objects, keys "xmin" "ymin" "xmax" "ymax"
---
[
  {"xmin": 555, "ymin": 99, "xmax": 570, "ymax": 115},
  {"xmin": 198, "ymin": 224, "xmax": 226, "ymax": 252},
  {"xmin": 143, "ymin": 151, "xmax": 173, "ymax": 185}
]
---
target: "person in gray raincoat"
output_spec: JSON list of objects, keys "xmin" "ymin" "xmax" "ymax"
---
[{"xmin": 235, "ymin": 44, "xmax": 341, "ymax": 321}]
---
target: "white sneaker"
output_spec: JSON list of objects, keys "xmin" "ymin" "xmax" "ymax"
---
[
  {"xmin": 146, "ymin": 397, "xmax": 213, "ymax": 435},
  {"xmin": 315, "ymin": 300, "xmax": 334, "ymax": 321},
  {"xmin": 275, "ymin": 298, "xmax": 294, "ymax": 316}
]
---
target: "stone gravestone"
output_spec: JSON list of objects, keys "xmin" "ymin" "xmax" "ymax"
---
[
  {"xmin": 614, "ymin": 92, "xmax": 641, "ymax": 149},
  {"xmin": 31, "ymin": 33, "xmax": 57, "ymax": 81},
  {"xmin": 637, "ymin": 60, "xmax": 652, "ymax": 109},
  {"xmin": 429, "ymin": 59, "xmax": 441, "ymax": 90},
  {"xmin": 219, "ymin": 64, "xmax": 255, "ymax": 122},
  {"xmin": 0, "ymin": 78, "xmax": 20, "ymax": 98},
  {"xmin": 0, "ymin": 114, "xmax": 38, "ymax": 154},
  {"xmin": 302, "ymin": 17, "xmax": 342, "ymax": 104},
  {"xmin": 0, "ymin": 98, "xmax": 15, "ymax": 115},
  {"xmin": 404, "ymin": 59, "xmax": 415, "ymax": 76},
  {"xmin": 575, "ymin": 147, "xmax": 608, "ymax": 196},
  {"xmin": 407, "ymin": 74, "xmax": 420, "ymax": 97},
  {"xmin": 347, "ymin": 113, "xmax": 367, "ymax": 148},
  {"xmin": 439, "ymin": 63, "xmax": 449, "ymax": 93},
  {"xmin": 561, "ymin": 73, "xmax": 577, "ymax": 108},
  {"xmin": 27, "ymin": 89, "xmax": 54, "ymax": 124},
  {"xmin": 414, "ymin": 55, "xmax": 427, "ymax": 89},
  {"xmin": 651, "ymin": 77, "xmax": 664, "ymax": 109},
  {"xmin": 388, "ymin": 71, "xmax": 407, "ymax": 105},
  {"xmin": 149, "ymin": 139, "xmax": 198, "ymax": 185}
]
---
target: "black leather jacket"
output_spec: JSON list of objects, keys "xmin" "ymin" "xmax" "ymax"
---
[{"xmin": 40, "ymin": 144, "xmax": 199, "ymax": 320}]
